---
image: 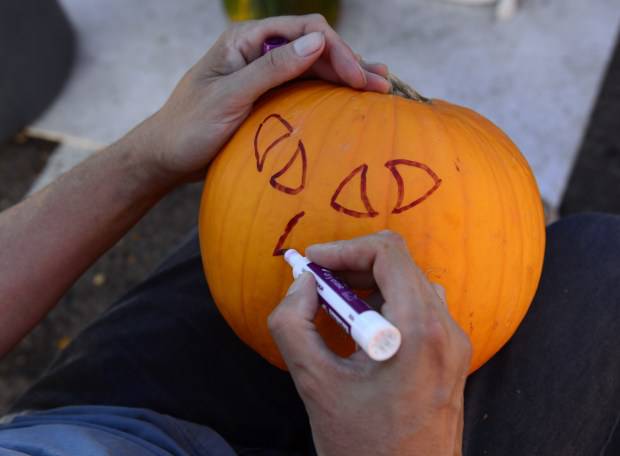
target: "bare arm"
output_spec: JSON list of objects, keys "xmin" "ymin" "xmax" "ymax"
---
[
  {"xmin": 0, "ymin": 124, "xmax": 168, "ymax": 356},
  {"xmin": 0, "ymin": 14, "xmax": 390, "ymax": 358}
]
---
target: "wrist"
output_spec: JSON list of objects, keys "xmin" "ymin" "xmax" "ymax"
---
[
  {"xmin": 112, "ymin": 114, "xmax": 181, "ymax": 197},
  {"xmin": 105, "ymin": 121, "xmax": 176, "ymax": 204}
]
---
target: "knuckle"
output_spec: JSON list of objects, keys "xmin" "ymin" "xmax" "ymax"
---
[
  {"xmin": 431, "ymin": 388, "xmax": 451, "ymax": 407},
  {"xmin": 422, "ymin": 317, "xmax": 473, "ymax": 374},
  {"xmin": 222, "ymin": 23, "xmax": 241, "ymax": 40},
  {"xmin": 307, "ymin": 13, "xmax": 328, "ymax": 26},
  {"xmin": 267, "ymin": 307, "xmax": 287, "ymax": 334},
  {"xmin": 226, "ymin": 20, "xmax": 252, "ymax": 35},
  {"xmin": 265, "ymin": 48, "xmax": 279, "ymax": 69},
  {"xmin": 420, "ymin": 317, "xmax": 450, "ymax": 348},
  {"xmin": 294, "ymin": 371, "xmax": 321, "ymax": 400},
  {"xmin": 455, "ymin": 327, "xmax": 473, "ymax": 367},
  {"xmin": 377, "ymin": 229, "xmax": 406, "ymax": 249}
]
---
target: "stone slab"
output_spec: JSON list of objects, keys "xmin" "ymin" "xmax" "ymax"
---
[{"xmin": 32, "ymin": 0, "xmax": 620, "ymax": 206}]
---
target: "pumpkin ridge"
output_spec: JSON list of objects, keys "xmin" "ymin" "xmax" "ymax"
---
[
  {"xmin": 454, "ymin": 113, "xmax": 502, "ymax": 366},
  {"xmin": 306, "ymin": 88, "xmax": 365, "ymax": 212},
  {"xmin": 458, "ymin": 111, "xmax": 516, "ymax": 366},
  {"xmin": 202, "ymin": 128, "xmax": 253, "ymax": 341},
  {"xmin": 429, "ymin": 105, "xmax": 469, "ymax": 330}
]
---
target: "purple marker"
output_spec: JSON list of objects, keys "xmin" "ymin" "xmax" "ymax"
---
[
  {"xmin": 262, "ymin": 36, "xmax": 289, "ymax": 55},
  {"xmin": 284, "ymin": 249, "xmax": 402, "ymax": 361}
]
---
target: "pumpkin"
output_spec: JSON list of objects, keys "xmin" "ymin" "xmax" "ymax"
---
[
  {"xmin": 199, "ymin": 79, "xmax": 545, "ymax": 372},
  {"xmin": 222, "ymin": 0, "xmax": 340, "ymax": 26}
]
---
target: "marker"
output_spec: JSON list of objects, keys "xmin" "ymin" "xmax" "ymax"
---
[
  {"xmin": 284, "ymin": 249, "xmax": 402, "ymax": 361},
  {"xmin": 262, "ymin": 36, "xmax": 289, "ymax": 55}
]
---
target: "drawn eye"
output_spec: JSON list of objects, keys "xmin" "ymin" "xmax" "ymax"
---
[
  {"xmin": 330, "ymin": 164, "xmax": 379, "ymax": 218},
  {"xmin": 330, "ymin": 160, "xmax": 442, "ymax": 218},
  {"xmin": 269, "ymin": 140, "xmax": 307, "ymax": 195},
  {"xmin": 384, "ymin": 159, "xmax": 442, "ymax": 213},
  {"xmin": 254, "ymin": 113, "xmax": 307, "ymax": 195},
  {"xmin": 254, "ymin": 114, "xmax": 292, "ymax": 171}
]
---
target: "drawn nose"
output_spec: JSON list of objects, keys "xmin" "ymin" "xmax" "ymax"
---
[{"xmin": 272, "ymin": 211, "xmax": 305, "ymax": 256}]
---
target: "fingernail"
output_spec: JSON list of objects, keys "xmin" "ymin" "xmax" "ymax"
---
[
  {"xmin": 287, "ymin": 272, "xmax": 311, "ymax": 296},
  {"xmin": 293, "ymin": 32, "xmax": 324, "ymax": 57}
]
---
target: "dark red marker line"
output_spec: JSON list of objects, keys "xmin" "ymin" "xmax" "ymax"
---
[
  {"xmin": 254, "ymin": 113, "xmax": 293, "ymax": 172},
  {"xmin": 270, "ymin": 140, "xmax": 307, "ymax": 195},
  {"xmin": 384, "ymin": 159, "xmax": 442, "ymax": 214},
  {"xmin": 272, "ymin": 211, "xmax": 306, "ymax": 256},
  {"xmin": 330, "ymin": 164, "xmax": 379, "ymax": 218}
]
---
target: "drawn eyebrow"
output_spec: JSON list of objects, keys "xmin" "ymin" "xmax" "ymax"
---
[
  {"xmin": 272, "ymin": 211, "xmax": 306, "ymax": 256},
  {"xmin": 330, "ymin": 164, "xmax": 379, "ymax": 218},
  {"xmin": 385, "ymin": 159, "xmax": 442, "ymax": 214},
  {"xmin": 254, "ymin": 113, "xmax": 293, "ymax": 172}
]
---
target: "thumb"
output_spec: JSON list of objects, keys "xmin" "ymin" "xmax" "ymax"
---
[
  {"xmin": 231, "ymin": 32, "xmax": 325, "ymax": 101},
  {"xmin": 268, "ymin": 272, "xmax": 338, "ymax": 376}
]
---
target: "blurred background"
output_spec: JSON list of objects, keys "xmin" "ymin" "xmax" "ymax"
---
[{"xmin": 0, "ymin": 0, "xmax": 618, "ymax": 412}]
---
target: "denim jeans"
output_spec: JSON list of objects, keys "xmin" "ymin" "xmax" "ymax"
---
[{"xmin": 10, "ymin": 213, "xmax": 620, "ymax": 455}]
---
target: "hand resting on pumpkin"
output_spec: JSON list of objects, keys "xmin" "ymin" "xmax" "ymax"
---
[
  {"xmin": 0, "ymin": 15, "xmax": 388, "ymax": 357},
  {"xmin": 269, "ymin": 230, "xmax": 472, "ymax": 456},
  {"xmin": 138, "ymin": 14, "xmax": 391, "ymax": 187}
]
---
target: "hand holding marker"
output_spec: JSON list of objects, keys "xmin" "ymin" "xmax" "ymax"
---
[{"xmin": 284, "ymin": 249, "xmax": 402, "ymax": 361}]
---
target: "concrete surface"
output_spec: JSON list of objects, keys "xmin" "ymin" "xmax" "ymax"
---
[{"xmin": 30, "ymin": 0, "xmax": 620, "ymax": 207}]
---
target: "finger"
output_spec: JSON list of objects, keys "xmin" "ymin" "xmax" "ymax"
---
[
  {"xmin": 304, "ymin": 61, "xmax": 390, "ymax": 94},
  {"xmin": 365, "ymin": 289, "xmax": 385, "ymax": 312},
  {"xmin": 432, "ymin": 283, "xmax": 447, "ymax": 305},
  {"xmin": 360, "ymin": 60, "xmax": 390, "ymax": 78},
  {"xmin": 306, "ymin": 231, "xmax": 432, "ymax": 318},
  {"xmin": 429, "ymin": 282, "xmax": 457, "ymax": 327},
  {"xmin": 229, "ymin": 32, "xmax": 326, "ymax": 101},
  {"xmin": 233, "ymin": 15, "xmax": 366, "ymax": 89},
  {"xmin": 363, "ymin": 70, "xmax": 391, "ymax": 93},
  {"xmin": 302, "ymin": 58, "xmax": 342, "ymax": 84},
  {"xmin": 335, "ymin": 270, "xmax": 376, "ymax": 290},
  {"xmin": 268, "ymin": 272, "xmax": 339, "ymax": 376}
]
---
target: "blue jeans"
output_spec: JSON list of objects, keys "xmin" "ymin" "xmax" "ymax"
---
[{"xmin": 10, "ymin": 213, "xmax": 620, "ymax": 455}]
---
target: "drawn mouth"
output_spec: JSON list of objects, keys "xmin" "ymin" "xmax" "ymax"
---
[{"xmin": 272, "ymin": 211, "xmax": 306, "ymax": 256}]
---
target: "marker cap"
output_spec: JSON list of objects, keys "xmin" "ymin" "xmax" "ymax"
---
[{"xmin": 352, "ymin": 312, "xmax": 402, "ymax": 361}]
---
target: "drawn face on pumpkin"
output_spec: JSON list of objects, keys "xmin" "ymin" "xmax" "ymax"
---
[{"xmin": 253, "ymin": 113, "xmax": 443, "ymax": 256}]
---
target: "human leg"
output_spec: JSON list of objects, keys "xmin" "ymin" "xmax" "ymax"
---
[
  {"xmin": 10, "ymin": 229, "xmax": 313, "ymax": 452},
  {"xmin": 463, "ymin": 213, "xmax": 620, "ymax": 455}
]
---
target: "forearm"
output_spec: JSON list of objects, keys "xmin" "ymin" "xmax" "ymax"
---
[{"xmin": 0, "ymin": 121, "xmax": 169, "ymax": 357}]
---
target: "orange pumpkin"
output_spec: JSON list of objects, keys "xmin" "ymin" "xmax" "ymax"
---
[{"xmin": 199, "ymin": 80, "xmax": 545, "ymax": 372}]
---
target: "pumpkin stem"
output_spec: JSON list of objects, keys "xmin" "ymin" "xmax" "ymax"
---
[{"xmin": 388, "ymin": 73, "xmax": 431, "ymax": 103}]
